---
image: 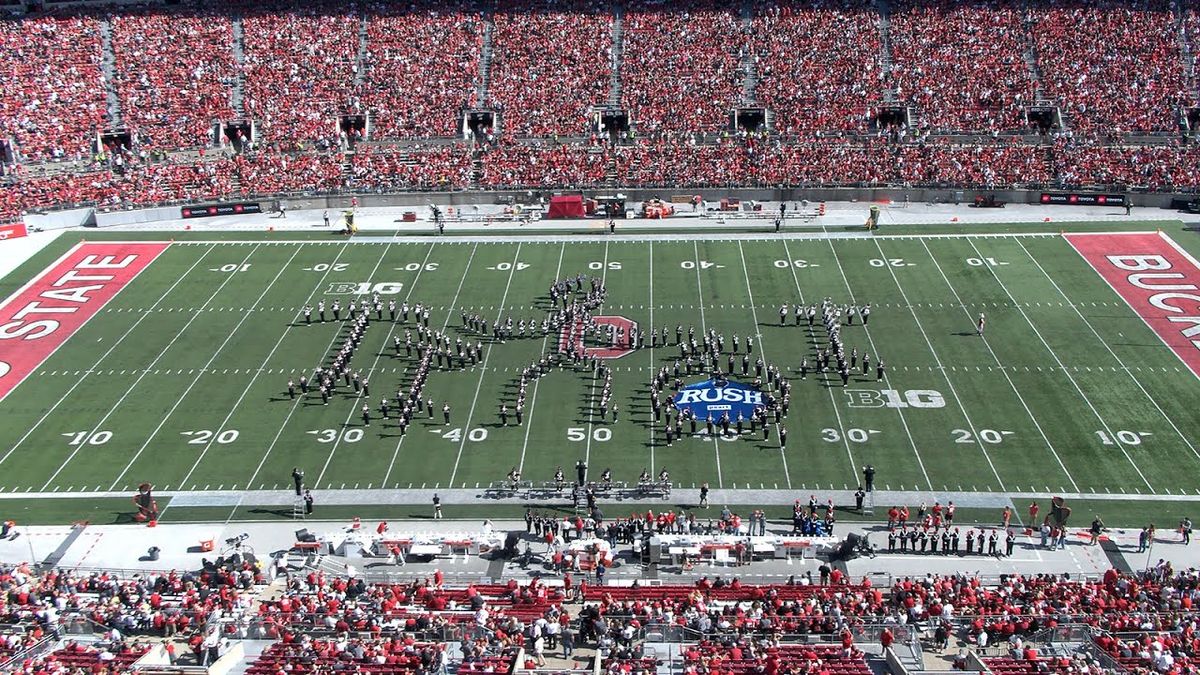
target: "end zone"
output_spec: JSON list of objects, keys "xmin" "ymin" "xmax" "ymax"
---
[
  {"xmin": 0, "ymin": 242, "xmax": 170, "ymax": 400},
  {"xmin": 1065, "ymin": 232, "xmax": 1200, "ymax": 379}
]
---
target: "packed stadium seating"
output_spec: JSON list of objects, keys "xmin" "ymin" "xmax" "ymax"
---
[
  {"xmin": 110, "ymin": 9, "xmax": 236, "ymax": 150},
  {"xmin": 1, "ymin": 0, "xmax": 1200, "ymax": 219},
  {"xmin": 488, "ymin": 0, "xmax": 613, "ymax": 137},
  {"xmin": 361, "ymin": 5, "xmax": 483, "ymax": 140},
  {"xmin": 752, "ymin": 0, "xmax": 882, "ymax": 135},
  {"xmin": 888, "ymin": 0, "xmax": 1033, "ymax": 132}
]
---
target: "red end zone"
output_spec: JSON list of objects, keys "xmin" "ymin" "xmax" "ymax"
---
[
  {"xmin": 1065, "ymin": 232, "xmax": 1200, "ymax": 378},
  {"xmin": 0, "ymin": 242, "xmax": 169, "ymax": 400}
]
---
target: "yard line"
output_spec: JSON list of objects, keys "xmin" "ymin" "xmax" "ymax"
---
[
  {"xmin": 779, "ymin": 240, "xmax": 857, "ymax": 483},
  {"xmin": 736, "ymin": 241, "xmax": 791, "ymax": 489},
  {"xmin": 821, "ymin": 238, "xmax": 933, "ymax": 490},
  {"xmin": 245, "ymin": 239, "xmax": 411, "ymax": 493},
  {"xmin": 648, "ymin": 242, "xmax": 655, "ymax": 474},
  {"xmin": 175, "ymin": 239, "xmax": 369, "ymax": 490},
  {"xmin": 381, "ymin": 242, "xmax": 480, "ymax": 488},
  {"xmin": 1019, "ymin": 237, "xmax": 1200, "ymax": 462},
  {"xmin": 37, "ymin": 244, "xmax": 262, "ymax": 489},
  {"xmin": 313, "ymin": 244, "xmax": 436, "ymax": 487},
  {"xmin": 962, "ymin": 237, "xmax": 1154, "ymax": 492},
  {"xmin": 917, "ymin": 238, "xmax": 1080, "ymax": 491},
  {"xmin": 691, "ymin": 240, "xmax": 720, "ymax": 487},
  {"xmin": 447, "ymin": 243, "xmax": 523, "ymax": 487},
  {"xmin": 516, "ymin": 242, "xmax": 567, "ymax": 474},
  {"xmin": 871, "ymin": 239, "xmax": 1006, "ymax": 490},
  {"xmin": 583, "ymin": 240, "xmax": 611, "ymax": 473},
  {"xmin": 102, "ymin": 244, "xmax": 305, "ymax": 490},
  {"xmin": 0, "ymin": 244, "xmax": 214, "ymax": 469}
]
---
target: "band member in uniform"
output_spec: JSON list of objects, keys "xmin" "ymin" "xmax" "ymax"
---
[
  {"xmin": 443, "ymin": 402, "xmax": 451, "ymax": 425},
  {"xmin": 287, "ymin": 379, "xmax": 295, "ymax": 399},
  {"xmin": 876, "ymin": 359, "xmax": 885, "ymax": 382},
  {"xmin": 976, "ymin": 313, "xmax": 986, "ymax": 336},
  {"xmin": 304, "ymin": 305, "xmax": 312, "ymax": 324},
  {"xmin": 362, "ymin": 404, "xmax": 371, "ymax": 427}
]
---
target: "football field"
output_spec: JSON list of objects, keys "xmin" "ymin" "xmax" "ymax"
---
[{"xmin": 1, "ymin": 227, "xmax": 1199, "ymax": 515}]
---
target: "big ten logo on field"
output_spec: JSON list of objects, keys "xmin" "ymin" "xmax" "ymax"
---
[
  {"xmin": 843, "ymin": 389, "xmax": 946, "ymax": 408},
  {"xmin": 325, "ymin": 282, "xmax": 404, "ymax": 295}
]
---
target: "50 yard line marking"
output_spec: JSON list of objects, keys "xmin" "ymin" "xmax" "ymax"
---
[
  {"xmin": 824, "ymin": 238, "xmax": 933, "ymax": 490},
  {"xmin": 178, "ymin": 238, "xmax": 368, "ymax": 491},
  {"xmin": 381, "ymin": 242, "xmax": 480, "ymax": 488},
  {"xmin": 244, "ymin": 238, "xmax": 406, "ymax": 494},
  {"xmin": 872, "ymin": 238, "xmax": 1006, "ymax": 491},
  {"xmin": 516, "ymin": 242, "xmax": 567, "ymax": 475},
  {"xmin": 582, "ymin": 240, "xmax": 611, "ymax": 474},
  {"xmin": 103, "ymin": 244, "xmax": 307, "ymax": 491},
  {"xmin": 737, "ymin": 241, "xmax": 791, "ymax": 489},
  {"xmin": 1023, "ymin": 237, "xmax": 1200, "ymax": 462},
  {"xmin": 38, "ymin": 244, "xmax": 263, "ymax": 490},
  {"xmin": 0, "ymin": 244, "xmax": 214, "ymax": 471},
  {"xmin": 692, "ymin": 241, "xmax": 720, "ymax": 487},
  {"xmin": 447, "ymin": 243, "xmax": 523, "ymax": 487},
  {"xmin": 963, "ymin": 237, "xmax": 1154, "ymax": 492},
  {"xmin": 780, "ymin": 239, "xmax": 857, "ymax": 484},
  {"xmin": 917, "ymin": 238, "xmax": 1079, "ymax": 492}
]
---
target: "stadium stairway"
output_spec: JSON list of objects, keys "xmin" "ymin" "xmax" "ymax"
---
[
  {"xmin": 876, "ymin": 3, "xmax": 897, "ymax": 104},
  {"xmin": 739, "ymin": 3, "xmax": 757, "ymax": 105},
  {"xmin": 354, "ymin": 12, "xmax": 369, "ymax": 88},
  {"xmin": 1020, "ymin": 15, "xmax": 1047, "ymax": 102},
  {"xmin": 478, "ymin": 18, "xmax": 494, "ymax": 105},
  {"xmin": 231, "ymin": 16, "xmax": 247, "ymax": 118},
  {"xmin": 99, "ymin": 19, "xmax": 123, "ymax": 128},
  {"xmin": 1174, "ymin": 5, "xmax": 1199, "ymax": 100},
  {"xmin": 608, "ymin": 7, "xmax": 624, "ymax": 107}
]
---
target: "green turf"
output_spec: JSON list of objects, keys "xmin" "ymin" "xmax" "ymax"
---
[{"xmin": 1, "ymin": 227, "xmax": 1199, "ymax": 517}]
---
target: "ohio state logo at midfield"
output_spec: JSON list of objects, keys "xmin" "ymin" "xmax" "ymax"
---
[{"xmin": 558, "ymin": 315, "xmax": 636, "ymax": 359}]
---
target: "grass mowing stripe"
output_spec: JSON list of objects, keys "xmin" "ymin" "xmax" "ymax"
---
[
  {"xmin": 583, "ymin": 240, "xmax": 610, "ymax": 475},
  {"xmin": 962, "ymin": 237, "xmax": 1155, "ymax": 492},
  {"xmin": 780, "ymin": 239, "xmax": 857, "ymax": 483},
  {"xmin": 381, "ymin": 243, "xmax": 481, "ymax": 489},
  {"xmin": 690, "ymin": 240, "xmax": 720, "ymax": 487},
  {"xmin": 648, "ymin": 241, "xmax": 655, "ymax": 474},
  {"xmin": 916, "ymin": 238, "xmax": 1081, "ymax": 492},
  {"xmin": 823, "ymin": 239, "xmax": 933, "ymax": 490},
  {"xmin": 103, "ymin": 244, "xmax": 305, "ymax": 490},
  {"xmin": 871, "ymin": 238, "xmax": 1007, "ymax": 490},
  {"xmin": 1017, "ymin": 237, "xmax": 1200, "ymax": 462},
  {"xmin": 736, "ymin": 241, "xmax": 791, "ymax": 489},
  {"xmin": 447, "ymin": 243, "xmax": 523, "ymax": 488},
  {"xmin": 313, "ymin": 242, "xmax": 437, "ymax": 487},
  {"xmin": 0, "ymin": 244, "xmax": 214, "ymax": 469},
  {"xmin": 179, "ymin": 240, "xmax": 368, "ymax": 492},
  {"xmin": 516, "ymin": 242, "xmax": 567, "ymax": 474},
  {"xmin": 242, "ymin": 242, "xmax": 401, "ymax": 495},
  {"xmin": 36, "ymin": 243, "xmax": 259, "ymax": 489}
]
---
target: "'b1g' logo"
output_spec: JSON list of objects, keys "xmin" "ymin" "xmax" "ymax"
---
[
  {"xmin": 843, "ymin": 389, "xmax": 945, "ymax": 408},
  {"xmin": 325, "ymin": 282, "xmax": 404, "ymax": 295}
]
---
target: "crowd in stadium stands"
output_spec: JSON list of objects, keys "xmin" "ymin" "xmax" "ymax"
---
[
  {"xmin": 11, "ymin": 641, "xmax": 151, "ymax": 674},
  {"xmin": 1030, "ymin": 0, "xmax": 1190, "ymax": 134},
  {"xmin": 0, "ymin": 13, "xmax": 106, "ymax": 163},
  {"xmin": 232, "ymin": 150, "xmax": 344, "ymax": 195},
  {"xmin": 362, "ymin": 6, "xmax": 483, "ymax": 140},
  {"xmin": 480, "ymin": 141, "xmax": 609, "ymax": 188},
  {"xmin": 3, "ymin": 1, "xmax": 1200, "ymax": 219},
  {"xmin": 1053, "ymin": 140, "xmax": 1200, "ymax": 189},
  {"xmin": 111, "ymin": 10, "xmax": 236, "ymax": 151},
  {"xmin": 349, "ymin": 144, "xmax": 473, "ymax": 191},
  {"xmin": 621, "ymin": 0, "xmax": 744, "ymax": 135},
  {"xmin": 489, "ymin": 0, "xmax": 612, "ymax": 137},
  {"xmin": 241, "ymin": 3, "xmax": 359, "ymax": 149},
  {"xmin": 753, "ymin": 0, "xmax": 882, "ymax": 135},
  {"xmin": 888, "ymin": 0, "xmax": 1033, "ymax": 133},
  {"xmin": 894, "ymin": 141, "xmax": 1051, "ymax": 187}
]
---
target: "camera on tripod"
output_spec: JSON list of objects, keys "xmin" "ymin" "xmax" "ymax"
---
[{"xmin": 224, "ymin": 533, "xmax": 250, "ymax": 547}]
